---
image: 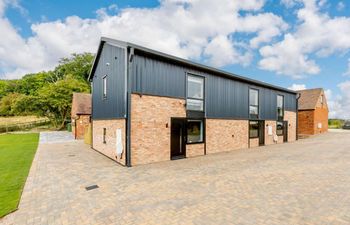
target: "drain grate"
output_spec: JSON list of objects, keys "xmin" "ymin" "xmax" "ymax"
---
[{"xmin": 85, "ymin": 185, "xmax": 99, "ymax": 191}]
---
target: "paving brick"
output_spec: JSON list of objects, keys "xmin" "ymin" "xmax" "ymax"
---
[{"xmin": 1, "ymin": 131, "xmax": 350, "ymax": 225}]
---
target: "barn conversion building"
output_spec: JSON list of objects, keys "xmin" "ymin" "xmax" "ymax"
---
[
  {"xmin": 297, "ymin": 88, "xmax": 328, "ymax": 136},
  {"xmin": 88, "ymin": 37, "xmax": 297, "ymax": 166}
]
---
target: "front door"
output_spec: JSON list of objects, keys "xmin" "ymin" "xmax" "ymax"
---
[
  {"xmin": 259, "ymin": 120, "xmax": 265, "ymax": 146},
  {"xmin": 283, "ymin": 121, "xmax": 288, "ymax": 142},
  {"xmin": 171, "ymin": 118, "xmax": 186, "ymax": 159}
]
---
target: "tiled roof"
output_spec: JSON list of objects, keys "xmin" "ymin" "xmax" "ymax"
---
[
  {"xmin": 297, "ymin": 88, "xmax": 322, "ymax": 110},
  {"xmin": 71, "ymin": 92, "xmax": 91, "ymax": 116}
]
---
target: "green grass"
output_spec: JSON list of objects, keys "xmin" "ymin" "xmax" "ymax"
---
[{"xmin": 0, "ymin": 133, "xmax": 39, "ymax": 218}]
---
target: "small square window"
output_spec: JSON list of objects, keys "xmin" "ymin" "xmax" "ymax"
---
[{"xmin": 187, "ymin": 120, "xmax": 203, "ymax": 143}]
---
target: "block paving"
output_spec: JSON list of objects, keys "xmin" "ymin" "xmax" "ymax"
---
[{"xmin": 1, "ymin": 132, "xmax": 350, "ymax": 225}]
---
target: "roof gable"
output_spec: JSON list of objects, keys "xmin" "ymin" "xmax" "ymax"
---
[
  {"xmin": 71, "ymin": 92, "xmax": 92, "ymax": 116},
  {"xmin": 297, "ymin": 88, "xmax": 326, "ymax": 110}
]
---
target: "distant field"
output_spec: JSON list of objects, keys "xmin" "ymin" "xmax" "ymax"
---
[{"xmin": 0, "ymin": 116, "xmax": 47, "ymax": 126}]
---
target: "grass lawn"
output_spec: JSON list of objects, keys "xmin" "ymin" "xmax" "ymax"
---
[{"xmin": 0, "ymin": 133, "xmax": 39, "ymax": 218}]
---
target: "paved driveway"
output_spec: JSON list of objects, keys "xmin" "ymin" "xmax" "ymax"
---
[{"xmin": 1, "ymin": 132, "xmax": 350, "ymax": 225}]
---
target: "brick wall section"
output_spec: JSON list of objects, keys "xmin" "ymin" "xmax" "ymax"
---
[
  {"xmin": 249, "ymin": 138, "xmax": 259, "ymax": 148},
  {"xmin": 284, "ymin": 111, "xmax": 297, "ymax": 142},
  {"xmin": 131, "ymin": 94, "xmax": 186, "ymax": 165},
  {"xmin": 92, "ymin": 119, "xmax": 126, "ymax": 165},
  {"xmin": 298, "ymin": 91, "xmax": 328, "ymax": 135},
  {"xmin": 206, "ymin": 119, "xmax": 248, "ymax": 154},
  {"xmin": 313, "ymin": 91, "xmax": 328, "ymax": 134},
  {"xmin": 186, "ymin": 144, "xmax": 205, "ymax": 157},
  {"xmin": 265, "ymin": 120, "xmax": 277, "ymax": 145},
  {"xmin": 314, "ymin": 107, "xmax": 328, "ymax": 134},
  {"xmin": 298, "ymin": 110, "xmax": 314, "ymax": 135},
  {"xmin": 72, "ymin": 115, "xmax": 90, "ymax": 139}
]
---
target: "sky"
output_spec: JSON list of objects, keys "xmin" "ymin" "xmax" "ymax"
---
[{"xmin": 0, "ymin": 0, "xmax": 350, "ymax": 119}]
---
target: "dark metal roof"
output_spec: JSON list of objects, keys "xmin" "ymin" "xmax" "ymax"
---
[{"xmin": 89, "ymin": 37, "xmax": 296, "ymax": 94}]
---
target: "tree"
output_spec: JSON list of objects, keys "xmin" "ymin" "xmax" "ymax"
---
[
  {"xmin": 50, "ymin": 53, "xmax": 94, "ymax": 83},
  {"xmin": 0, "ymin": 93, "xmax": 23, "ymax": 116},
  {"xmin": 36, "ymin": 76, "xmax": 90, "ymax": 129}
]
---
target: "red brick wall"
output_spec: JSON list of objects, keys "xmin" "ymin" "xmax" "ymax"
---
[
  {"xmin": 314, "ymin": 107, "xmax": 328, "ymax": 134},
  {"xmin": 131, "ymin": 94, "xmax": 186, "ymax": 165},
  {"xmin": 298, "ymin": 110, "xmax": 315, "ymax": 135},
  {"xmin": 72, "ymin": 115, "xmax": 90, "ymax": 139},
  {"xmin": 92, "ymin": 119, "xmax": 126, "ymax": 165}
]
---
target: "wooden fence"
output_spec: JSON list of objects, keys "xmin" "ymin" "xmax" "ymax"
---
[{"xmin": 0, "ymin": 119, "xmax": 50, "ymax": 133}]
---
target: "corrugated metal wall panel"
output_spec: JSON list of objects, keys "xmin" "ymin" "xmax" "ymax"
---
[
  {"xmin": 131, "ymin": 55, "xmax": 186, "ymax": 98},
  {"xmin": 92, "ymin": 43, "xmax": 126, "ymax": 119},
  {"xmin": 130, "ymin": 53, "xmax": 296, "ymax": 119}
]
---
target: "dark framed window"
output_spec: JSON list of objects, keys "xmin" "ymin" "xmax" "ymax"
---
[
  {"xmin": 102, "ymin": 75, "xmax": 107, "ymax": 99},
  {"xmin": 187, "ymin": 120, "xmax": 203, "ymax": 143},
  {"xmin": 276, "ymin": 121, "xmax": 283, "ymax": 136},
  {"xmin": 249, "ymin": 121, "xmax": 259, "ymax": 138},
  {"xmin": 249, "ymin": 89, "xmax": 259, "ymax": 119},
  {"xmin": 277, "ymin": 95, "xmax": 284, "ymax": 120},
  {"xmin": 103, "ymin": 128, "xmax": 106, "ymax": 143},
  {"xmin": 187, "ymin": 75, "xmax": 204, "ymax": 111}
]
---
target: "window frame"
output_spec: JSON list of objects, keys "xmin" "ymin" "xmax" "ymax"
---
[
  {"xmin": 249, "ymin": 120, "xmax": 259, "ymax": 139},
  {"xmin": 249, "ymin": 88, "xmax": 259, "ymax": 119},
  {"xmin": 186, "ymin": 119, "xmax": 205, "ymax": 144},
  {"xmin": 277, "ymin": 94, "xmax": 284, "ymax": 121},
  {"xmin": 102, "ymin": 75, "xmax": 107, "ymax": 100},
  {"xmin": 276, "ymin": 121, "xmax": 284, "ymax": 136},
  {"xmin": 186, "ymin": 73, "xmax": 205, "ymax": 112}
]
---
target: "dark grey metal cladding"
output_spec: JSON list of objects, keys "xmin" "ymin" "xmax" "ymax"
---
[
  {"xmin": 206, "ymin": 75, "xmax": 248, "ymax": 118},
  {"xmin": 92, "ymin": 43, "xmax": 126, "ymax": 119},
  {"xmin": 130, "ymin": 52, "xmax": 296, "ymax": 119},
  {"xmin": 131, "ymin": 54, "xmax": 186, "ymax": 98}
]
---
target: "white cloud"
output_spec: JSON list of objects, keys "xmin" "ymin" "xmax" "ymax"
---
[
  {"xmin": 343, "ymin": 59, "xmax": 350, "ymax": 76},
  {"xmin": 258, "ymin": 0, "xmax": 350, "ymax": 78},
  {"xmin": 336, "ymin": 1, "xmax": 345, "ymax": 11},
  {"xmin": 288, "ymin": 83, "xmax": 306, "ymax": 90},
  {"xmin": 327, "ymin": 81, "xmax": 350, "ymax": 119},
  {"xmin": 0, "ymin": 0, "xmax": 289, "ymax": 79}
]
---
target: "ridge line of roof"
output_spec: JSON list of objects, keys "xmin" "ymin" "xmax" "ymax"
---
[{"xmin": 91, "ymin": 37, "xmax": 296, "ymax": 94}]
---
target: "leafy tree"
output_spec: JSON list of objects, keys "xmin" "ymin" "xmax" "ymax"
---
[
  {"xmin": 0, "ymin": 93, "xmax": 23, "ymax": 116},
  {"xmin": 35, "ymin": 76, "xmax": 90, "ymax": 129},
  {"xmin": 50, "ymin": 53, "xmax": 94, "ymax": 83},
  {"xmin": 0, "ymin": 80, "xmax": 10, "ymax": 99}
]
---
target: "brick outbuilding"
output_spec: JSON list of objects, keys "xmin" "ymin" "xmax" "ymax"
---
[
  {"xmin": 297, "ymin": 88, "xmax": 328, "ymax": 136},
  {"xmin": 71, "ymin": 93, "xmax": 91, "ymax": 139}
]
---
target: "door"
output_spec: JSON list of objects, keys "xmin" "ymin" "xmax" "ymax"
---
[
  {"xmin": 171, "ymin": 118, "xmax": 186, "ymax": 159},
  {"xmin": 283, "ymin": 121, "xmax": 288, "ymax": 142},
  {"xmin": 258, "ymin": 120, "xmax": 265, "ymax": 146}
]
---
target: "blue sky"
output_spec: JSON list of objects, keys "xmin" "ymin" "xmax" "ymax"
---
[{"xmin": 1, "ymin": 0, "xmax": 350, "ymax": 118}]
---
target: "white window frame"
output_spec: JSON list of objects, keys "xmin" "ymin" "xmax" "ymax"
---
[{"xmin": 102, "ymin": 75, "xmax": 107, "ymax": 99}]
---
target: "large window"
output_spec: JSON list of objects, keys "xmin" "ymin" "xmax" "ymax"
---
[
  {"xmin": 187, "ymin": 75, "xmax": 204, "ymax": 111},
  {"xmin": 277, "ymin": 95, "xmax": 284, "ymax": 120},
  {"xmin": 187, "ymin": 120, "xmax": 203, "ymax": 143},
  {"xmin": 249, "ymin": 89, "xmax": 259, "ymax": 119},
  {"xmin": 102, "ymin": 75, "xmax": 107, "ymax": 99},
  {"xmin": 249, "ymin": 121, "xmax": 259, "ymax": 138},
  {"xmin": 276, "ymin": 121, "xmax": 283, "ymax": 136}
]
